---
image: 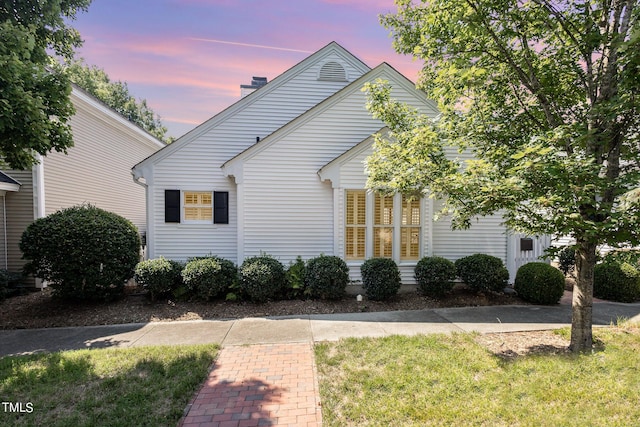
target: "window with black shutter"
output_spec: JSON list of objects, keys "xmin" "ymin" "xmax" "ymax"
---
[
  {"xmin": 164, "ymin": 190, "xmax": 180, "ymax": 223},
  {"xmin": 214, "ymin": 191, "xmax": 229, "ymax": 224}
]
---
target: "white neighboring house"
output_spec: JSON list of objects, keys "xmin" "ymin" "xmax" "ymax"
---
[
  {"xmin": 132, "ymin": 41, "xmax": 548, "ymax": 283},
  {"xmin": 1, "ymin": 85, "xmax": 165, "ymax": 285}
]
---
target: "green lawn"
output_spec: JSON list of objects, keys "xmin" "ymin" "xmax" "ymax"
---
[
  {"xmin": 315, "ymin": 326, "xmax": 640, "ymax": 426},
  {"xmin": 0, "ymin": 344, "xmax": 218, "ymax": 427}
]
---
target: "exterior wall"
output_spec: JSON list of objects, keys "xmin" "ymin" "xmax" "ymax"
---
[
  {"xmin": 148, "ymin": 46, "xmax": 370, "ymax": 262},
  {"xmin": 43, "ymin": 90, "xmax": 161, "ymax": 235},
  {"xmin": 0, "ymin": 194, "xmax": 7, "ymax": 269},
  {"xmin": 3, "ymin": 170, "xmax": 34, "ymax": 276}
]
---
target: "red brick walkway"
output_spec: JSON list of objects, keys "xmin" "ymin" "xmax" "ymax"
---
[{"xmin": 179, "ymin": 342, "xmax": 322, "ymax": 427}]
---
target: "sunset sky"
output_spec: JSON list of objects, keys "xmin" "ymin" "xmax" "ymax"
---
[{"xmin": 71, "ymin": 0, "xmax": 423, "ymax": 138}]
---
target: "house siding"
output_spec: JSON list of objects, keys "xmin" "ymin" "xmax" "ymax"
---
[
  {"xmin": 3, "ymin": 170, "xmax": 34, "ymax": 275},
  {"xmin": 149, "ymin": 47, "xmax": 370, "ymax": 263},
  {"xmin": 42, "ymin": 91, "xmax": 160, "ymax": 234}
]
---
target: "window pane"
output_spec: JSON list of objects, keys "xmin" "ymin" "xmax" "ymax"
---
[
  {"xmin": 375, "ymin": 194, "xmax": 393, "ymax": 225},
  {"xmin": 402, "ymin": 196, "xmax": 420, "ymax": 225},
  {"xmin": 374, "ymin": 227, "xmax": 393, "ymax": 258},
  {"xmin": 401, "ymin": 227, "xmax": 420, "ymax": 260},
  {"xmin": 184, "ymin": 191, "xmax": 213, "ymax": 221},
  {"xmin": 345, "ymin": 190, "xmax": 366, "ymax": 260}
]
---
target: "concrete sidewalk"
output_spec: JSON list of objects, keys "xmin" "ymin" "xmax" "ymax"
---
[{"xmin": 2, "ymin": 301, "xmax": 640, "ymax": 357}]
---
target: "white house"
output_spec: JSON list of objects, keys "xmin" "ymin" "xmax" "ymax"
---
[
  {"xmin": 1, "ymin": 85, "xmax": 165, "ymax": 284},
  {"xmin": 132, "ymin": 42, "xmax": 547, "ymax": 283}
]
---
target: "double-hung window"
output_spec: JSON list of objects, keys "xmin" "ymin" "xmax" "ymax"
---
[
  {"xmin": 374, "ymin": 194, "xmax": 394, "ymax": 258},
  {"xmin": 401, "ymin": 196, "xmax": 421, "ymax": 260},
  {"xmin": 345, "ymin": 190, "xmax": 366, "ymax": 260},
  {"xmin": 184, "ymin": 191, "xmax": 213, "ymax": 222}
]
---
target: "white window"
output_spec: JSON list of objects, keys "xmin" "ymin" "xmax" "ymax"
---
[
  {"xmin": 184, "ymin": 191, "xmax": 213, "ymax": 222},
  {"xmin": 345, "ymin": 190, "xmax": 366, "ymax": 260}
]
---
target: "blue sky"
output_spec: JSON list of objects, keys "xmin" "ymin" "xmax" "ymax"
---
[{"xmin": 71, "ymin": 0, "xmax": 422, "ymax": 138}]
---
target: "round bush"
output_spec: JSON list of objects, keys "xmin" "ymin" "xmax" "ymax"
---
[
  {"xmin": 182, "ymin": 257, "xmax": 237, "ymax": 301},
  {"xmin": 360, "ymin": 258, "xmax": 401, "ymax": 301},
  {"xmin": 594, "ymin": 262, "xmax": 640, "ymax": 303},
  {"xmin": 305, "ymin": 255, "xmax": 349, "ymax": 300},
  {"xmin": 135, "ymin": 257, "xmax": 183, "ymax": 301},
  {"xmin": 514, "ymin": 262, "xmax": 565, "ymax": 304},
  {"xmin": 455, "ymin": 254, "xmax": 509, "ymax": 293},
  {"xmin": 415, "ymin": 256, "xmax": 456, "ymax": 297},
  {"xmin": 239, "ymin": 255, "xmax": 286, "ymax": 302},
  {"xmin": 20, "ymin": 205, "xmax": 141, "ymax": 301}
]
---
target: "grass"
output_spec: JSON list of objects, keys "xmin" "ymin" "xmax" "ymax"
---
[
  {"xmin": 315, "ymin": 325, "xmax": 640, "ymax": 426},
  {"xmin": 0, "ymin": 344, "xmax": 218, "ymax": 427}
]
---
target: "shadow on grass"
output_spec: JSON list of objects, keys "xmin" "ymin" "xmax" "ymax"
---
[{"xmin": 0, "ymin": 345, "xmax": 217, "ymax": 426}]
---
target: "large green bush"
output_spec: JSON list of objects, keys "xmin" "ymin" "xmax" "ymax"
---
[
  {"xmin": 182, "ymin": 257, "xmax": 237, "ymax": 301},
  {"xmin": 134, "ymin": 257, "xmax": 183, "ymax": 301},
  {"xmin": 455, "ymin": 254, "xmax": 509, "ymax": 293},
  {"xmin": 514, "ymin": 262, "xmax": 565, "ymax": 304},
  {"xmin": 239, "ymin": 255, "xmax": 286, "ymax": 302},
  {"xmin": 360, "ymin": 258, "xmax": 401, "ymax": 301},
  {"xmin": 414, "ymin": 256, "xmax": 457, "ymax": 297},
  {"xmin": 20, "ymin": 205, "xmax": 141, "ymax": 301},
  {"xmin": 594, "ymin": 261, "xmax": 640, "ymax": 303},
  {"xmin": 305, "ymin": 255, "xmax": 349, "ymax": 300}
]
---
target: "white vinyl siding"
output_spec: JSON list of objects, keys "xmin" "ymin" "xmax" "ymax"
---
[
  {"xmin": 147, "ymin": 45, "xmax": 370, "ymax": 263},
  {"xmin": 3, "ymin": 170, "xmax": 34, "ymax": 276}
]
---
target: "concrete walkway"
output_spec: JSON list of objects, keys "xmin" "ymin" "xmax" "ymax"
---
[{"xmin": 2, "ymin": 298, "xmax": 640, "ymax": 427}]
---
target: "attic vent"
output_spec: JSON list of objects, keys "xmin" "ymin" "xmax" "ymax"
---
[{"xmin": 318, "ymin": 61, "xmax": 347, "ymax": 82}]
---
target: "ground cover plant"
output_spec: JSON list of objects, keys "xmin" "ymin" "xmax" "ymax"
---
[
  {"xmin": 0, "ymin": 344, "xmax": 218, "ymax": 427},
  {"xmin": 315, "ymin": 325, "xmax": 640, "ymax": 426}
]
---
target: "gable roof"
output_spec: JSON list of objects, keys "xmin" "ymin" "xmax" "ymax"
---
[
  {"xmin": 132, "ymin": 41, "xmax": 371, "ymax": 173},
  {"xmin": 221, "ymin": 62, "xmax": 437, "ymax": 174}
]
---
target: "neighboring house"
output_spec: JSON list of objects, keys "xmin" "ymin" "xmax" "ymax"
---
[
  {"xmin": 132, "ymin": 42, "xmax": 547, "ymax": 283},
  {"xmin": 1, "ymin": 85, "xmax": 165, "ymax": 284}
]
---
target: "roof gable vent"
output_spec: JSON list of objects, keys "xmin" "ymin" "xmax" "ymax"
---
[{"xmin": 318, "ymin": 61, "xmax": 347, "ymax": 82}]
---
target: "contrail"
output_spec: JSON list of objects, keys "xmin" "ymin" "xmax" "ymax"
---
[{"xmin": 189, "ymin": 38, "xmax": 313, "ymax": 53}]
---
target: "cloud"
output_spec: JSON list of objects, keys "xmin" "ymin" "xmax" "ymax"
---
[{"xmin": 188, "ymin": 38, "xmax": 314, "ymax": 53}]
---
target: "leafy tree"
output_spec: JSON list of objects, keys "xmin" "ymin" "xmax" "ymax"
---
[
  {"xmin": 365, "ymin": 0, "xmax": 639, "ymax": 352},
  {"xmin": 57, "ymin": 60, "xmax": 173, "ymax": 143},
  {"xmin": 0, "ymin": 0, "xmax": 91, "ymax": 169}
]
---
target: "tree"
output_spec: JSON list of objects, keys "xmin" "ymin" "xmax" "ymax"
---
[
  {"xmin": 0, "ymin": 0, "xmax": 91, "ymax": 169},
  {"xmin": 365, "ymin": 0, "xmax": 640, "ymax": 352},
  {"xmin": 58, "ymin": 60, "xmax": 173, "ymax": 143}
]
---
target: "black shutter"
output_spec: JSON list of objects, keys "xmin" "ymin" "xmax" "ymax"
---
[
  {"xmin": 214, "ymin": 191, "xmax": 229, "ymax": 224},
  {"xmin": 165, "ymin": 190, "xmax": 180, "ymax": 223}
]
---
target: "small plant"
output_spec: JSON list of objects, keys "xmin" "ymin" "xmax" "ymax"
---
[
  {"xmin": 557, "ymin": 247, "xmax": 576, "ymax": 276},
  {"xmin": 305, "ymin": 255, "xmax": 349, "ymax": 299},
  {"xmin": 414, "ymin": 256, "xmax": 456, "ymax": 297},
  {"xmin": 514, "ymin": 262, "xmax": 565, "ymax": 304},
  {"xmin": 594, "ymin": 261, "xmax": 640, "ymax": 303},
  {"xmin": 239, "ymin": 255, "xmax": 286, "ymax": 302},
  {"xmin": 455, "ymin": 253, "xmax": 509, "ymax": 293},
  {"xmin": 360, "ymin": 258, "xmax": 401, "ymax": 301},
  {"xmin": 20, "ymin": 205, "xmax": 141, "ymax": 301},
  {"xmin": 284, "ymin": 256, "xmax": 307, "ymax": 299},
  {"xmin": 182, "ymin": 257, "xmax": 237, "ymax": 301},
  {"xmin": 134, "ymin": 257, "xmax": 183, "ymax": 301}
]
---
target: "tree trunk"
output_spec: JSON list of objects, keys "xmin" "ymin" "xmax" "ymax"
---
[{"xmin": 570, "ymin": 240, "xmax": 597, "ymax": 352}]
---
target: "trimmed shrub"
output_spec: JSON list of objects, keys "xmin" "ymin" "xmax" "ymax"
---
[
  {"xmin": 557, "ymin": 247, "xmax": 576, "ymax": 276},
  {"xmin": 134, "ymin": 257, "xmax": 183, "ymax": 301},
  {"xmin": 414, "ymin": 256, "xmax": 456, "ymax": 297},
  {"xmin": 182, "ymin": 257, "xmax": 237, "ymax": 301},
  {"xmin": 239, "ymin": 255, "xmax": 286, "ymax": 302},
  {"xmin": 455, "ymin": 254, "xmax": 509, "ymax": 293},
  {"xmin": 514, "ymin": 262, "xmax": 565, "ymax": 304},
  {"xmin": 360, "ymin": 258, "xmax": 401, "ymax": 301},
  {"xmin": 594, "ymin": 261, "xmax": 640, "ymax": 303},
  {"xmin": 20, "ymin": 205, "xmax": 141, "ymax": 301},
  {"xmin": 284, "ymin": 256, "xmax": 307, "ymax": 300},
  {"xmin": 305, "ymin": 255, "xmax": 349, "ymax": 300}
]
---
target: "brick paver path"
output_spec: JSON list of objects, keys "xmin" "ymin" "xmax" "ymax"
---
[{"xmin": 179, "ymin": 342, "xmax": 322, "ymax": 427}]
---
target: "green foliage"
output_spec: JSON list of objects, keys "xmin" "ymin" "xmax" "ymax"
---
[
  {"xmin": 603, "ymin": 250, "xmax": 640, "ymax": 269},
  {"xmin": 305, "ymin": 255, "xmax": 350, "ymax": 300},
  {"xmin": 455, "ymin": 254, "xmax": 508, "ymax": 293},
  {"xmin": 557, "ymin": 247, "xmax": 576, "ymax": 276},
  {"xmin": 594, "ymin": 261, "xmax": 640, "ymax": 303},
  {"xmin": 239, "ymin": 255, "xmax": 286, "ymax": 302},
  {"xmin": 360, "ymin": 258, "xmax": 401, "ymax": 301},
  {"xmin": 134, "ymin": 257, "xmax": 183, "ymax": 301},
  {"xmin": 514, "ymin": 262, "xmax": 565, "ymax": 305},
  {"xmin": 57, "ymin": 59, "xmax": 173, "ymax": 143},
  {"xmin": 0, "ymin": 0, "xmax": 91, "ymax": 169},
  {"xmin": 414, "ymin": 256, "xmax": 456, "ymax": 297},
  {"xmin": 182, "ymin": 257, "xmax": 237, "ymax": 301},
  {"xmin": 284, "ymin": 256, "xmax": 308, "ymax": 299},
  {"xmin": 20, "ymin": 205, "xmax": 141, "ymax": 301}
]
